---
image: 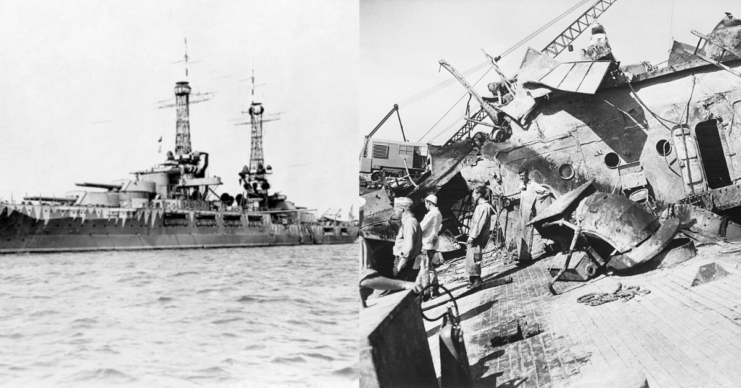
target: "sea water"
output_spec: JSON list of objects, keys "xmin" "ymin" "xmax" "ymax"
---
[{"xmin": 0, "ymin": 244, "xmax": 358, "ymax": 387}]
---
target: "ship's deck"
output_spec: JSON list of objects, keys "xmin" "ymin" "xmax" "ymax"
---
[{"xmin": 423, "ymin": 240, "xmax": 741, "ymax": 387}]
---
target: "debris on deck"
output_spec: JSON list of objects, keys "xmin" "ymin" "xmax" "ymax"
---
[{"xmin": 360, "ymin": 6, "xmax": 741, "ymax": 388}]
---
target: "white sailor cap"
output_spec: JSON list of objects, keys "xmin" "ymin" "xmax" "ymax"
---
[
  {"xmin": 425, "ymin": 195, "xmax": 438, "ymax": 205},
  {"xmin": 394, "ymin": 197, "xmax": 413, "ymax": 208}
]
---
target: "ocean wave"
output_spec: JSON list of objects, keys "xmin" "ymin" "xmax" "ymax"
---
[
  {"xmin": 331, "ymin": 365, "xmax": 358, "ymax": 379},
  {"xmin": 96, "ymin": 345, "xmax": 119, "ymax": 354},
  {"xmin": 116, "ymin": 275, "xmax": 140, "ymax": 283},
  {"xmin": 308, "ymin": 318, "xmax": 338, "ymax": 326},
  {"xmin": 196, "ymin": 366, "xmax": 227, "ymax": 375},
  {"xmin": 236, "ymin": 295, "xmax": 279, "ymax": 303},
  {"xmin": 290, "ymin": 297, "xmax": 315, "ymax": 305},
  {"xmin": 70, "ymin": 318, "xmax": 97, "ymax": 326},
  {"xmin": 0, "ymin": 244, "xmax": 357, "ymax": 384},
  {"xmin": 212, "ymin": 317, "xmax": 242, "ymax": 325},
  {"xmin": 31, "ymin": 309, "xmax": 59, "ymax": 317},
  {"xmin": 300, "ymin": 352, "xmax": 334, "ymax": 362},
  {"xmin": 271, "ymin": 355, "xmax": 307, "ymax": 364},
  {"xmin": 185, "ymin": 366, "xmax": 233, "ymax": 383},
  {"xmin": 171, "ymin": 271, "xmax": 199, "ymax": 277},
  {"xmin": 64, "ymin": 368, "xmax": 136, "ymax": 384}
]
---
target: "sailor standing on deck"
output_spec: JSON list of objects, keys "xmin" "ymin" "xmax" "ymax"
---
[
  {"xmin": 359, "ymin": 237, "xmax": 422, "ymax": 307},
  {"xmin": 359, "ymin": 197, "xmax": 421, "ymax": 308},
  {"xmin": 391, "ymin": 197, "xmax": 424, "ymax": 284},
  {"xmin": 465, "ymin": 186, "xmax": 494, "ymax": 289},
  {"xmin": 518, "ymin": 167, "xmax": 557, "ymax": 262},
  {"xmin": 420, "ymin": 194, "xmax": 442, "ymax": 299}
]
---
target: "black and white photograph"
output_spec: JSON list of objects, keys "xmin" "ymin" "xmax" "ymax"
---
[
  {"xmin": 0, "ymin": 0, "xmax": 357, "ymax": 386},
  {"xmin": 360, "ymin": 0, "xmax": 741, "ymax": 387},
  {"xmin": 5, "ymin": 0, "xmax": 741, "ymax": 387}
]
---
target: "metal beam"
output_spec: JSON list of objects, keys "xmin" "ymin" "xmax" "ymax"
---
[
  {"xmin": 439, "ymin": 59, "xmax": 503, "ymax": 126},
  {"xmin": 541, "ymin": 0, "xmax": 619, "ymax": 58},
  {"xmin": 688, "ymin": 51, "xmax": 741, "ymax": 79},
  {"xmin": 689, "ymin": 30, "xmax": 741, "ymax": 79},
  {"xmin": 444, "ymin": 107, "xmax": 486, "ymax": 146},
  {"xmin": 691, "ymin": 30, "xmax": 741, "ymax": 60}
]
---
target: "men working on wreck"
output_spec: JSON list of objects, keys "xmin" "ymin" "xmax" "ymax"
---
[
  {"xmin": 420, "ymin": 194, "xmax": 442, "ymax": 298},
  {"xmin": 391, "ymin": 197, "xmax": 424, "ymax": 285},
  {"xmin": 466, "ymin": 186, "xmax": 494, "ymax": 289},
  {"xmin": 359, "ymin": 236, "xmax": 421, "ymax": 307},
  {"xmin": 518, "ymin": 167, "xmax": 557, "ymax": 263},
  {"xmin": 359, "ymin": 197, "xmax": 421, "ymax": 308}
]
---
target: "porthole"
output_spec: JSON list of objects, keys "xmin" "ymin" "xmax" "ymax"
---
[
  {"xmin": 656, "ymin": 139, "xmax": 672, "ymax": 156},
  {"xmin": 558, "ymin": 164, "xmax": 575, "ymax": 180},
  {"xmin": 604, "ymin": 152, "xmax": 620, "ymax": 169}
]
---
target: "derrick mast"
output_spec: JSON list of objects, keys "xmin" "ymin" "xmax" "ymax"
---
[{"xmin": 174, "ymin": 81, "xmax": 192, "ymax": 156}]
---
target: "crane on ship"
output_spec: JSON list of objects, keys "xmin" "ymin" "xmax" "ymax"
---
[
  {"xmin": 362, "ymin": 0, "xmax": 619, "ymax": 149},
  {"xmin": 441, "ymin": 0, "xmax": 619, "ymax": 145}
]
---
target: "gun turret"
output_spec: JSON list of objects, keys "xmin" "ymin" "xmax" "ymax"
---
[{"xmin": 75, "ymin": 182, "xmax": 124, "ymax": 191}]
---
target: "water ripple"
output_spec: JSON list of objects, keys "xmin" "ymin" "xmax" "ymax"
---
[{"xmin": 0, "ymin": 244, "xmax": 358, "ymax": 386}]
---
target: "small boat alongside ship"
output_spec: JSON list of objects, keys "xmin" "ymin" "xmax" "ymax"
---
[{"xmin": 0, "ymin": 75, "xmax": 357, "ymax": 254}]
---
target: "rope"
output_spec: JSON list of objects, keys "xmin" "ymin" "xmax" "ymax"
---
[{"xmin": 577, "ymin": 283, "xmax": 650, "ymax": 306}]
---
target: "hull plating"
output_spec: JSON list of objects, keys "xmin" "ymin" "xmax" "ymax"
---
[{"xmin": 0, "ymin": 204, "xmax": 357, "ymax": 254}]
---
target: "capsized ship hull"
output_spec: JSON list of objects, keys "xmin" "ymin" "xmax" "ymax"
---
[{"xmin": 0, "ymin": 203, "xmax": 357, "ymax": 254}]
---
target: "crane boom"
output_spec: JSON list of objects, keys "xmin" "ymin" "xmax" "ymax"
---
[
  {"xmin": 439, "ymin": 59, "xmax": 502, "ymax": 126},
  {"xmin": 541, "ymin": 0, "xmax": 618, "ymax": 58},
  {"xmin": 360, "ymin": 104, "xmax": 406, "ymax": 159}
]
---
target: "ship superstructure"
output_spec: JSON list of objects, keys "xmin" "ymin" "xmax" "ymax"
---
[
  {"xmin": 361, "ymin": 8, "xmax": 741, "ymax": 255},
  {"xmin": 0, "ymin": 68, "xmax": 357, "ymax": 253}
]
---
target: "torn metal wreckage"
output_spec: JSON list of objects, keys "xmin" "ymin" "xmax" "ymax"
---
[
  {"xmin": 360, "ymin": 8, "xmax": 741, "ymax": 388},
  {"xmin": 360, "ymin": 11, "xmax": 741, "ymax": 279}
]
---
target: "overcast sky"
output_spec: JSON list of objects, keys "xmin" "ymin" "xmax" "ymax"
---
[
  {"xmin": 0, "ymin": 0, "xmax": 357, "ymax": 217},
  {"xmin": 361, "ymin": 0, "xmax": 739, "ymax": 145}
]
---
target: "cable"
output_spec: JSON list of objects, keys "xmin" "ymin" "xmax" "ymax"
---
[
  {"xmin": 419, "ymin": 67, "xmax": 493, "ymax": 143},
  {"xmin": 395, "ymin": 0, "xmax": 589, "ymax": 110},
  {"xmin": 669, "ymin": 0, "xmax": 675, "ymax": 46},
  {"xmin": 419, "ymin": 284, "xmax": 459, "ymax": 322},
  {"xmin": 417, "ymin": 94, "xmax": 469, "ymax": 143},
  {"xmin": 627, "ymin": 81, "xmax": 681, "ymax": 130},
  {"xmin": 397, "ymin": 62, "xmax": 489, "ymax": 109},
  {"xmin": 511, "ymin": 0, "xmax": 591, "ymax": 58},
  {"xmin": 428, "ymin": 114, "xmax": 467, "ymax": 143}
]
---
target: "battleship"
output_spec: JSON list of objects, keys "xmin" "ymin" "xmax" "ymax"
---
[
  {"xmin": 0, "ymin": 72, "xmax": 357, "ymax": 253},
  {"xmin": 361, "ymin": 1, "xmax": 741, "ymax": 387}
]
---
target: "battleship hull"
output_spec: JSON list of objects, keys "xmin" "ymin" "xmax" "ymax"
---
[{"xmin": 0, "ymin": 203, "xmax": 357, "ymax": 254}]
